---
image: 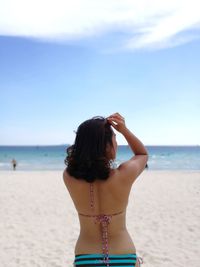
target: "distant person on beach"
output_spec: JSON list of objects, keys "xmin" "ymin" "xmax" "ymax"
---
[
  {"xmin": 11, "ymin": 159, "xmax": 17, "ymax": 170},
  {"xmin": 63, "ymin": 112, "xmax": 148, "ymax": 267}
]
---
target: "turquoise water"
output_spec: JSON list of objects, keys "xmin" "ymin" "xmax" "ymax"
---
[{"xmin": 0, "ymin": 145, "xmax": 200, "ymax": 171}]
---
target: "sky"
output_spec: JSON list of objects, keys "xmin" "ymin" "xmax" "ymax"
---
[{"xmin": 0, "ymin": 0, "xmax": 200, "ymax": 146}]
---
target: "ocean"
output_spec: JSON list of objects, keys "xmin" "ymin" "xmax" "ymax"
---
[{"xmin": 0, "ymin": 145, "xmax": 200, "ymax": 171}]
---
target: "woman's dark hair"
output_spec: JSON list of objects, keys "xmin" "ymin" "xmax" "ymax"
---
[{"xmin": 65, "ymin": 116, "xmax": 114, "ymax": 183}]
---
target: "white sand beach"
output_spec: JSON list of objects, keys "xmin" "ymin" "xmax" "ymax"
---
[{"xmin": 0, "ymin": 170, "xmax": 199, "ymax": 267}]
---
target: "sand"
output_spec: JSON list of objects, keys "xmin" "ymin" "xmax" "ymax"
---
[{"xmin": 0, "ymin": 170, "xmax": 199, "ymax": 267}]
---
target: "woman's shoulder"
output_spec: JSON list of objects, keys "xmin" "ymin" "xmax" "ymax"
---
[
  {"xmin": 63, "ymin": 169, "xmax": 73, "ymax": 186},
  {"xmin": 63, "ymin": 169, "xmax": 85, "ymax": 188},
  {"xmin": 115, "ymin": 155, "xmax": 148, "ymax": 186}
]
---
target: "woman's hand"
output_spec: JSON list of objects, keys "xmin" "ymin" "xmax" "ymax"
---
[{"xmin": 107, "ymin": 112, "xmax": 127, "ymax": 133}]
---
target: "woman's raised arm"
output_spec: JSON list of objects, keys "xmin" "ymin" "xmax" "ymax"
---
[{"xmin": 107, "ymin": 112, "xmax": 148, "ymax": 184}]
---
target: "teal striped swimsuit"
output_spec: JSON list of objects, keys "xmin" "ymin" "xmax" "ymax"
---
[{"xmin": 74, "ymin": 253, "xmax": 141, "ymax": 267}]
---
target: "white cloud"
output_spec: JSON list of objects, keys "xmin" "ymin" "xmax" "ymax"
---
[{"xmin": 0, "ymin": 0, "xmax": 200, "ymax": 50}]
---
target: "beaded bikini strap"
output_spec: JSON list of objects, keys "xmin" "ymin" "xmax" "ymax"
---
[
  {"xmin": 89, "ymin": 183, "xmax": 94, "ymax": 212},
  {"xmin": 86, "ymin": 183, "xmax": 136, "ymax": 267},
  {"xmin": 89, "ymin": 183, "xmax": 110, "ymax": 266}
]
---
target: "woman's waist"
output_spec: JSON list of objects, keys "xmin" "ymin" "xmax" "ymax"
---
[
  {"xmin": 77, "ymin": 229, "xmax": 134, "ymax": 244},
  {"xmin": 75, "ymin": 231, "xmax": 136, "ymax": 254}
]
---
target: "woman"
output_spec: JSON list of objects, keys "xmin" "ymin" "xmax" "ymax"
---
[{"xmin": 63, "ymin": 112, "xmax": 148, "ymax": 267}]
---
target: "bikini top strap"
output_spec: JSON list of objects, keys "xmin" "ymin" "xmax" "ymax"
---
[{"xmin": 89, "ymin": 182, "xmax": 95, "ymax": 212}]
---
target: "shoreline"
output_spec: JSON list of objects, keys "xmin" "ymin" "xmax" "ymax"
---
[
  {"xmin": 0, "ymin": 168, "xmax": 200, "ymax": 176},
  {"xmin": 0, "ymin": 171, "xmax": 200, "ymax": 174}
]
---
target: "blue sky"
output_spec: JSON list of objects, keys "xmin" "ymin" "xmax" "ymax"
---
[{"xmin": 0, "ymin": 1, "xmax": 200, "ymax": 145}]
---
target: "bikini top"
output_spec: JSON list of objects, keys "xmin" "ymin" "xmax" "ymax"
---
[{"xmin": 78, "ymin": 183, "xmax": 125, "ymax": 267}]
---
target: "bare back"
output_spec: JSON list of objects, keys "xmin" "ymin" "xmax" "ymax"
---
[{"xmin": 63, "ymin": 168, "xmax": 137, "ymax": 254}]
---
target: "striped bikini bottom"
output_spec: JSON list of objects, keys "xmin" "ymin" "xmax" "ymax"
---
[{"xmin": 74, "ymin": 253, "xmax": 143, "ymax": 267}]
